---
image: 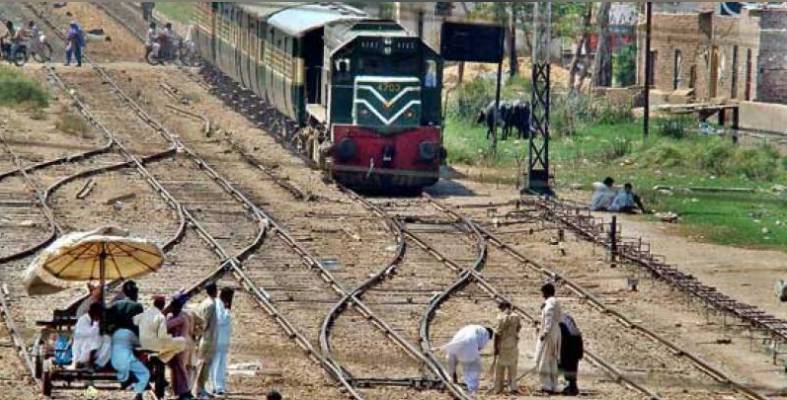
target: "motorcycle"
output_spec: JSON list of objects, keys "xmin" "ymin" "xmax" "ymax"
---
[
  {"xmin": 29, "ymin": 33, "xmax": 53, "ymax": 63},
  {"xmin": 1, "ymin": 41, "xmax": 28, "ymax": 66},
  {"xmin": 146, "ymin": 38, "xmax": 199, "ymax": 67}
]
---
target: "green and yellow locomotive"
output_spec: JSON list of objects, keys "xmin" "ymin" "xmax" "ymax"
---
[{"xmin": 193, "ymin": 2, "xmax": 445, "ymax": 190}]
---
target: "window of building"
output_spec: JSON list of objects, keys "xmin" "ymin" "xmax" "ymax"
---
[
  {"xmin": 731, "ymin": 46, "xmax": 739, "ymax": 98},
  {"xmin": 673, "ymin": 49, "xmax": 682, "ymax": 90}
]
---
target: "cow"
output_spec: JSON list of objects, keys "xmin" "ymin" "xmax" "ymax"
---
[
  {"xmin": 510, "ymin": 100, "xmax": 531, "ymax": 139},
  {"xmin": 477, "ymin": 100, "xmax": 514, "ymax": 141}
]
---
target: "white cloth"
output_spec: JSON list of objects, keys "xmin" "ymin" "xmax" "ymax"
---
[
  {"xmin": 447, "ymin": 354, "xmax": 482, "ymax": 393},
  {"xmin": 590, "ymin": 182, "xmax": 616, "ymax": 211},
  {"xmin": 441, "ymin": 325, "xmax": 491, "ymax": 363},
  {"xmin": 71, "ymin": 314, "xmax": 111, "ymax": 368},
  {"xmin": 134, "ymin": 307, "xmax": 186, "ymax": 363},
  {"xmin": 441, "ymin": 325, "xmax": 491, "ymax": 394},
  {"xmin": 535, "ymin": 297, "xmax": 562, "ymax": 392},
  {"xmin": 610, "ymin": 190, "xmax": 635, "ymax": 211}
]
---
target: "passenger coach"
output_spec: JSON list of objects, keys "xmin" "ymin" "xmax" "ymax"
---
[{"xmin": 193, "ymin": 2, "xmax": 445, "ymax": 191}]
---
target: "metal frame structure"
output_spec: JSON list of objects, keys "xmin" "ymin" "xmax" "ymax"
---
[{"xmin": 525, "ymin": 2, "xmax": 554, "ymax": 196}]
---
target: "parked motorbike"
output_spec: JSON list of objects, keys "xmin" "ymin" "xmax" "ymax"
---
[
  {"xmin": 146, "ymin": 39, "xmax": 199, "ymax": 67},
  {"xmin": 1, "ymin": 41, "xmax": 28, "ymax": 66}
]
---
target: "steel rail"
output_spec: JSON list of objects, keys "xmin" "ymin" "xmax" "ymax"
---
[
  {"xmin": 345, "ymin": 193, "xmax": 664, "ymax": 398},
  {"xmin": 47, "ymin": 66, "xmax": 368, "ymax": 397},
  {"xmin": 535, "ymin": 198, "xmax": 787, "ymax": 343},
  {"xmin": 429, "ymin": 195, "xmax": 768, "ymax": 400},
  {"xmin": 0, "ymin": 129, "xmax": 59, "ymax": 262},
  {"xmin": 87, "ymin": 5, "xmax": 551, "ymax": 397},
  {"xmin": 331, "ymin": 188, "xmax": 474, "ymax": 398},
  {"xmin": 30, "ymin": 7, "xmax": 363, "ymax": 394},
  {"xmin": 92, "ymin": 6, "xmax": 476, "ymax": 394}
]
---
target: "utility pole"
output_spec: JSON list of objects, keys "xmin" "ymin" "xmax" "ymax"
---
[
  {"xmin": 644, "ymin": 2, "xmax": 652, "ymax": 138},
  {"xmin": 524, "ymin": 1, "xmax": 553, "ymax": 196}
]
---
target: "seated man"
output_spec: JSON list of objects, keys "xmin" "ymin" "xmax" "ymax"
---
[
  {"xmin": 107, "ymin": 281, "xmax": 149, "ymax": 400},
  {"xmin": 72, "ymin": 302, "xmax": 111, "ymax": 370},
  {"xmin": 590, "ymin": 177, "xmax": 617, "ymax": 211},
  {"xmin": 610, "ymin": 183, "xmax": 646, "ymax": 214},
  {"xmin": 134, "ymin": 295, "xmax": 187, "ymax": 364}
]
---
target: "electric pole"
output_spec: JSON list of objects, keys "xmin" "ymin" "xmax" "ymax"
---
[{"xmin": 524, "ymin": 1, "xmax": 554, "ymax": 196}]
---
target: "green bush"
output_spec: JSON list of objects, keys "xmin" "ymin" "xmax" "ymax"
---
[
  {"xmin": 0, "ymin": 66, "xmax": 48, "ymax": 108},
  {"xmin": 694, "ymin": 139, "xmax": 734, "ymax": 176},
  {"xmin": 655, "ymin": 116, "xmax": 693, "ymax": 139},
  {"xmin": 640, "ymin": 141, "xmax": 687, "ymax": 168},
  {"xmin": 731, "ymin": 145, "xmax": 780, "ymax": 181},
  {"xmin": 613, "ymin": 43, "xmax": 637, "ymax": 86},
  {"xmin": 602, "ymin": 136, "xmax": 633, "ymax": 160},
  {"xmin": 450, "ymin": 78, "xmax": 495, "ymax": 121}
]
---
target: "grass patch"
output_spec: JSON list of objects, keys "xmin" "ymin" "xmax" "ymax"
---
[
  {"xmin": 442, "ymin": 74, "xmax": 787, "ymax": 248},
  {"xmin": 0, "ymin": 65, "xmax": 48, "ymax": 109},
  {"xmin": 154, "ymin": 2, "xmax": 194, "ymax": 25},
  {"xmin": 55, "ymin": 109, "xmax": 91, "ymax": 138}
]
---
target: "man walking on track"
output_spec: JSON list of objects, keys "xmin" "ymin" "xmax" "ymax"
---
[
  {"xmin": 535, "ymin": 283, "xmax": 562, "ymax": 394},
  {"xmin": 493, "ymin": 301, "xmax": 522, "ymax": 394}
]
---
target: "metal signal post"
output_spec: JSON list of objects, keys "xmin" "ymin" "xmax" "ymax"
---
[{"xmin": 524, "ymin": 1, "xmax": 554, "ymax": 196}]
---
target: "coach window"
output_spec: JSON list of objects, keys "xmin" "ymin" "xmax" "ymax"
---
[
  {"xmin": 424, "ymin": 60, "xmax": 437, "ymax": 88},
  {"xmin": 336, "ymin": 58, "xmax": 350, "ymax": 72}
]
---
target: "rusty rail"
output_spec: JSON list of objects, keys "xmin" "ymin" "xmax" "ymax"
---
[{"xmin": 429, "ymin": 195, "xmax": 767, "ymax": 400}]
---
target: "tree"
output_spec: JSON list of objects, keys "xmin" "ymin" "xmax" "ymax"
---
[
  {"xmin": 592, "ymin": 2, "xmax": 613, "ymax": 87},
  {"xmin": 568, "ymin": 3, "xmax": 593, "ymax": 91}
]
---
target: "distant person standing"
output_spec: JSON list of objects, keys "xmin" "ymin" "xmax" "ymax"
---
[
  {"xmin": 193, "ymin": 283, "xmax": 219, "ymax": 399},
  {"xmin": 558, "ymin": 314, "xmax": 584, "ymax": 396},
  {"xmin": 142, "ymin": 2, "xmax": 156, "ymax": 22},
  {"xmin": 64, "ymin": 21, "xmax": 84, "ymax": 67},
  {"xmin": 535, "ymin": 283, "xmax": 562, "ymax": 394},
  {"xmin": 210, "ymin": 288, "xmax": 234, "ymax": 396},
  {"xmin": 493, "ymin": 301, "xmax": 522, "ymax": 394}
]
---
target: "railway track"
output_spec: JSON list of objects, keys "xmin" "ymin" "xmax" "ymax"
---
[
  {"xmin": 529, "ymin": 199, "xmax": 787, "ymax": 362},
  {"xmin": 21, "ymin": 4, "xmax": 475, "ymax": 398},
  {"xmin": 81, "ymin": 4, "xmax": 720, "ymax": 398},
  {"xmin": 422, "ymin": 197, "xmax": 769, "ymax": 400},
  {"xmin": 37, "ymin": 3, "xmax": 776, "ymax": 400}
]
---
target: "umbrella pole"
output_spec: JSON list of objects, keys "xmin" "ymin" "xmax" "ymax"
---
[{"xmin": 99, "ymin": 242, "xmax": 107, "ymax": 306}]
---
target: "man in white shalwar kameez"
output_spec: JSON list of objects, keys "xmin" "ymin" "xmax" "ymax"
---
[
  {"xmin": 210, "ymin": 287, "xmax": 234, "ymax": 395},
  {"xmin": 441, "ymin": 325, "xmax": 494, "ymax": 394},
  {"xmin": 72, "ymin": 302, "xmax": 111, "ymax": 369},
  {"xmin": 535, "ymin": 283, "xmax": 562, "ymax": 393},
  {"xmin": 134, "ymin": 295, "xmax": 187, "ymax": 363}
]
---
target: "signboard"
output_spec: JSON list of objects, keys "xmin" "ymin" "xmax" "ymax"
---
[{"xmin": 440, "ymin": 22, "xmax": 504, "ymax": 63}]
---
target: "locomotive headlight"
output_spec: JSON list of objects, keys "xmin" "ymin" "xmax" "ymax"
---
[
  {"xmin": 336, "ymin": 137, "xmax": 357, "ymax": 161},
  {"xmin": 419, "ymin": 141, "xmax": 438, "ymax": 161}
]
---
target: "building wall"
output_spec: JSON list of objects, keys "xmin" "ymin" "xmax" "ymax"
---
[
  {"xmin": 756, "ymin": 9, "xmax": 787, "ymax": 103},
  {"xmin": 638, "ymin": 11, "xmax": 760, "ymax": 101}
]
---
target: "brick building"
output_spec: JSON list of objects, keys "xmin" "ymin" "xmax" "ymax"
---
[{"xmin": 638, "ymin": 4, "xmax": 787, "ymax": 104}]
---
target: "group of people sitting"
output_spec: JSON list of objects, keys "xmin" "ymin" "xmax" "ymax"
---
[
  {"xmin": 70, "ymin": 281, "xmax": 237, "ymax": 400},
  {"xmin": 441, "ymin": 283, "xmax": 584, "ymax": 396},
  {"xmin": 589, "ymin": 177, "xmax": 647, "ymax": 213},
  {"xmin": 145, "ymin": 21, "xmax": 176, "ymax": 60}
]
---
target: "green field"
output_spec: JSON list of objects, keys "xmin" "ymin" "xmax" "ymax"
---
[
  {"xmin": 154, "ymin": 2, "xmax": 193, "ymax": 25},
  {"xmin": 443, "ymin": 77, "xmax": 787, "ymax": 249}
]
